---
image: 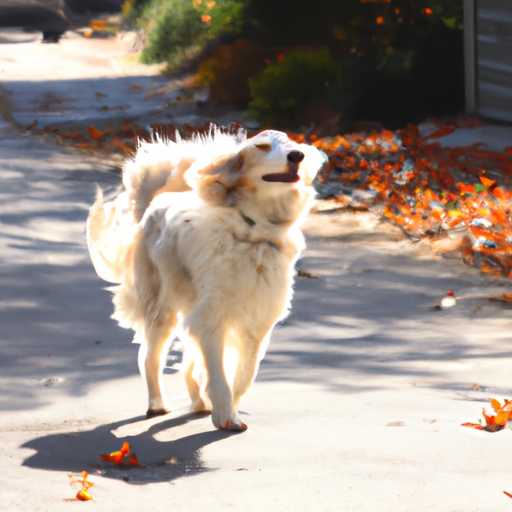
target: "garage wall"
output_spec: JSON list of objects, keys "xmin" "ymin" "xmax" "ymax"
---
[{"xmin": 467, "ymin": 0, "xmax": 512, "ymax": 122}]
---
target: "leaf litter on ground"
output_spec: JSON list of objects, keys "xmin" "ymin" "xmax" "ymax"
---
[
  {"xmin": 100, "ymin": 441, "xmax": 146, "ymax": 468},
  {"xmin": 462, "ymin": 397, "xmax": 512, "ymax": 432},
  {"xmin": 21, "ymin": 116, "xmax": 512, "ymax": 283},
  {"xmin": 65, "ymin": 471, "xmax": 94, "ymax": 501},
  {"xmin": 306, "ymin": 117, "xmax": 512, "ymax": 282}
]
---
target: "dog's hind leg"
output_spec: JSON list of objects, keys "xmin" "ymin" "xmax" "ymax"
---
[
  {"xmin": 139, "ymin": 311, "xmax": 177, "ymax": 418},
  {"xmin": 183, "ymin": 343, "xmax": 212, "ymax": 414}
]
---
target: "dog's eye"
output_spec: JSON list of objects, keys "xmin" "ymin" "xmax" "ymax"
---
[{"xmin": 255, "ymin": 143, "xmax": 272, "ymax": 153}]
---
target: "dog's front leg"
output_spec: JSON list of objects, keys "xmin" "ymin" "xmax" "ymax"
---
[{"xmin": 187, "ymin": 308, "xmax": 247, "ymax": 431}]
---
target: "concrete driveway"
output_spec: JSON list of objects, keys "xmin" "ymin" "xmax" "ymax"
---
[{"xmin": 1, "ymin": 27, "xmax": 512, "ymax": 512}]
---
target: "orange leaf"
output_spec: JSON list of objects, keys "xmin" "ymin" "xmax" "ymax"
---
[
  {"xmin": 480, "ymin": 176, "xmax": 496, "ymax": 188},
  {"xmin": 490, "ymin": 398, "xmax": 502, "ymax": 411},
  {"xmin": 88, "ymin": 124, "xmax": 112, "ymax": 140},
  {"xmin": 458, "ymin": 183, "xmax": 476, "ymax": 195},
  {"xmin": 144, "ymin": 87, "xmax": 167, "ymax": 100},
  {"xmin": 89, "ymin": 20, "xmax": 106, "ymax": 31},
  {"xmin": 482, "ymin": 408, "xmax": 495, "ymax": 424},
  {"xmin": 461, "ymin": 422, "xmax": 484, "ymax": 430},
  {"xmin": 68, "ymin": 471, "xmax": 94, "ymax": 501},
  {"xmin": 127, "ymin": 83, "xmax": 143, "ymax": 90},
  {"xmin": 76, "ymin": 488, "xmax": 93, "ymax": 501},
  {"xmin": 100, "ymin": 441, "xmax": 131, "ymax": 464},
  {"xmin": 23, "ymin": 120, "xmax": 38, "ymax": 131},
  {"xmin": 58, "ymin": 130, "xmax": 87, "ymax": 141},
  {"xmin": 495, "ymin": 409, "xmax": 509, "ymax": 425},
  {"xmin": 100, "ymin": 452, "xmax": 124, "ymax": 464},
  {"xmin": 129, "ymin": 452, "xmax": 146, "ymax": 468},
  {"xmin": 422, "ymin": 125, "xmax": 456, "ymax": 141},
  {"xmin": 112, "ymin": 139, "xmax": 134, "ymax": 154}
]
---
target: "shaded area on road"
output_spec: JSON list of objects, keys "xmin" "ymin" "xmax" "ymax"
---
[{"xmin": 21, "ymin": 412, "xmax": 236, "ymax": 483}]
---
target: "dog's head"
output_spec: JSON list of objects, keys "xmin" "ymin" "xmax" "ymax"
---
[{"xmin": 186, "ymin": 130, "xmax": 327, "ymax": 223}]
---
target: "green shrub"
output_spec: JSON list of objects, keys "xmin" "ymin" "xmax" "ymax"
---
[
  {"xmin": 135, "ymin": 0, "xmax": 247, "ymax": 71},
  {"xmin": 139, "ymin": 0, "xmax": 206, "ymax": 67},
  {"xmin": 248, "ymin": 49, "xmax": 341, "ymax": 129}
]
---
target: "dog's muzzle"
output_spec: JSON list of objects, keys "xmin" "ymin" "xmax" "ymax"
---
[{"xmin": 261, "ymin": 150, "xmax": 304, "ymax": 183}]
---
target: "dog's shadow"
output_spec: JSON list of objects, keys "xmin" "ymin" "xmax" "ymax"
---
[{"xmin": 22, "ymin": 412, "xmax": 239, "ymax": 484}]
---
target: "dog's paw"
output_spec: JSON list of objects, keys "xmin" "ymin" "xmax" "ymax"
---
[
  {"xmin": 211, "ymin": 411, "xmax": 248, "ymax": 431},
  {"xmin": 146, "ymin": 407, "xmax": 171, "ymax": 419},
  {"xmin": 223, "ymin": 420, "xmax": 248, "ymax": 432}
]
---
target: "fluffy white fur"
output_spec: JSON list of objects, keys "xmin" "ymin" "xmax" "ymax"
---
[{"xmin": 87, "ymin": 128, "xmax": 325, "ymax": 430}]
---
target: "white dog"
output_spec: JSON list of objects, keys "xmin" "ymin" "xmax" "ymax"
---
[{"xmin": 87, "ymin": 127, "xmax": 325, "ymax": 431}]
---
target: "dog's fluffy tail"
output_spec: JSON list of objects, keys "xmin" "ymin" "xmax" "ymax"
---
[{"xmin": 86, "ymin": 187, "xmax": 137, "ymax": 283}]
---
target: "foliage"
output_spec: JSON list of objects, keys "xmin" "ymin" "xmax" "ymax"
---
[
  {"xmin": 248, "ymin": 50, "xmax": 342, "ymax": 129},
  {"xmin": 196, "ymin": 40, "xmax": 294, "ymax": 106},
  {"xmin": 138, "ymin": 0, "xmax": 206, "ymax": 67},
  {"xmin": 125, "ymin": 0, "xmax": 463, "ymax": 127},
  {"xmin": 312, "ymin": 117, "xmax": 512, "ymax": 279},
  {"xmin": 135, "ymin": 0, "xmax": 247, "ymax": 71},
  {"xmin": 122, "ymin": 0, "xmax": 152, "ymax": 21}
]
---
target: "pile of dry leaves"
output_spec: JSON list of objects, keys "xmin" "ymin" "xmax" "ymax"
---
[
  {"xmin": 307, "ymin": 118, "xmax": 512, "ymax": 280},
  {"xmin": 25, "ymin": 116, "xmax": 512, "ymax": 280}
]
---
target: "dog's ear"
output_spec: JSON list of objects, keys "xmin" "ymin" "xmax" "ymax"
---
[
  {"xmin": 196, "ymin": 175, "xmax": 231, "ymax": 206},
  {"xmin": 186, "ymin": 149, "xmax": 247, "ymax": 207}
]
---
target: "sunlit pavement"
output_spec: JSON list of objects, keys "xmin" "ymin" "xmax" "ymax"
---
[{"xmin": 2, "ymin": 28, "xmax": 512, "ymax": 512}]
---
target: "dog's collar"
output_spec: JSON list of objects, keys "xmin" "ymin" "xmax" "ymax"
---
[
  {"xmin": 240, "ymin": 212, "xmax": 256, "ymax": 227},
  {"xmin": 237, "ymin": 212, "xmax": 280, "ymax": 251}
]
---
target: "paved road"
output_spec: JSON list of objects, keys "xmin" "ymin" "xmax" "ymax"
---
[{"xmin": 1, "ymin": 27, "xmax": 512, "ymax": 512}]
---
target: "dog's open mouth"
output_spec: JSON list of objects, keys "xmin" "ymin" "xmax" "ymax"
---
[{"xmin": 262, "ymin": 150, "xmax": 304, "ymax": 183}]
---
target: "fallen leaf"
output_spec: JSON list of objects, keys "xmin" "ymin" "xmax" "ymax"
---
[
  {"xmin": 89, "ymin": 20, "xmax": 107, "ymax": 31},
  {"xmin": 100, "ymin": 441, "xmax": 131, "ymax": 464},
  {"xmin": 128, "ymin": 452, "xmax": 146, "ymax": 468},
  {"xmin": 461, "ymin": 422, "xmax": 483, "ymax": 430},
  {"xmin": 67, "ymin": 471, "xmax": 94, "ymax": 501},
  {"xmin": 480, "ymin": 175, "xmax": 496, "ymax": 188},
  {"xmin": 297, "ymin": 269, "xmax": 318, "ymax": 279},
  {"xmin": 488, "ymin": 294, "xmax": 512, "ymax": 305},
  {"xmin": 76, "ymin": 488, "xmax": 93, "ymax": 501},
  {"xmin": 127, "ymin": 83, "xmax": 143, "ymax": 90},
  {"xmin": 23, "ymin": 120, "xmax": 38, "ymax": 131},
  {"xmin": 58, "ymin": 131, "xmax": 87, "ymax": 142},
  {"xmin": 112, "ymin": 139, "xmax": 134, "ymax": 154},
  {"xmin": 144, "ymin": 87, "xmax": 167, "ymax": 100},
  {"xmin": 88, "ymin": 124, "xmax": 113, "ymax": 140},
  {"xmin": 100, "ymin": 442, "xmax": 146, "ymax": 467},
  {"xmin": 462, "ymin": 397, "xmax": 512, "ymax": 432}
]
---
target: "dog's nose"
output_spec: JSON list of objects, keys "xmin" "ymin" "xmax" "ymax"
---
[{"xmin": 287, "ymin": 151, "xmax": 304, "ymax": 163}]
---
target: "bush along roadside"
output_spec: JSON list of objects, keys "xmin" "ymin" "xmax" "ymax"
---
[{"xmin": 126, "ymin": 0, "xmax": 463, "ymax": 130}]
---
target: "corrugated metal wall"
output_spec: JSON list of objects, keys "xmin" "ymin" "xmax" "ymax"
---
[{"xmin": 476, "ymin": 0, "xmax": 512, "ymax": 122}]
